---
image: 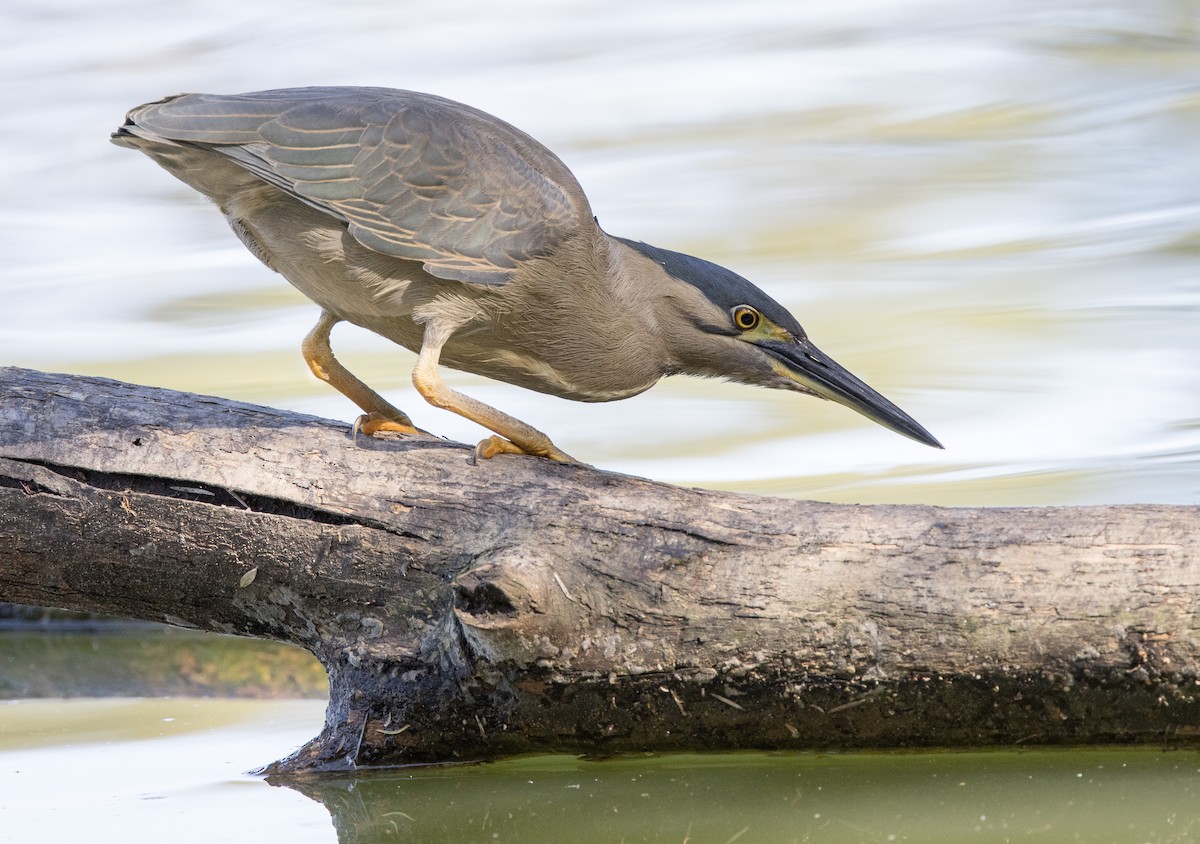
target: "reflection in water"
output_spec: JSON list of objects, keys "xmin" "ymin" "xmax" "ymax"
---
[
  {"xmin": 284, "ymin": 750, "xmax": 1200, "ymax": 843},
  {"xmin": 3, "ymin": 697, "xmax": 1198, "ymax": 843},
  {"xmin": 0, "ymin": 628, "xmax": 327, "ymax": 699}
]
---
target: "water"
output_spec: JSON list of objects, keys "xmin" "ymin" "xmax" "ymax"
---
[
  {"xmin": 5, "ymin": 0, "xmax": 1199, "ymax": 505},
  {"xmin": 298, "ymin": 750, "xmax": 1200, "ymax": 843},
  {"xmin": 1, "ymin": 703, "xmax": 1198, "ymax": 843},
  {"xmin": 2, "ymin": 0, "xmax": 1199, "ymax": 840},
  {"xmin": 0, "ymin": 699, "xmax": 332, "ymax": 843},
  {"xmin": 0, "ymin": 629, "xmax": 327, "ymax": 698}
]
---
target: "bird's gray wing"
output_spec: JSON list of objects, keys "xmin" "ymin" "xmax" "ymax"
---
[{"xmin": 122, "ymin": 87, "xmax": 592, "ymax": 285}]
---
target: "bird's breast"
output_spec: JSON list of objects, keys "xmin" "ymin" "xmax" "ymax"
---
[{"xmin": 440, "ymin": 342, "xmax": 660, "ymax": 403}]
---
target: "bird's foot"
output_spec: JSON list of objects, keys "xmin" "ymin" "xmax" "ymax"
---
[
  {"xmin": 352, "ymin": 412, "xmax": 427, "ymax": 439},
  {"xmin": 471, "ymin": 435, "xmax": 579, "ymax": 465}
]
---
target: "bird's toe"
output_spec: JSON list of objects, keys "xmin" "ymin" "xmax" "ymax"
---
[
  {"xmin": 471, "ymin": 435, "xmax": 579, "ymax": 465},
  {"xmin": 352, "ymin": 412, "xmax": 426, "ymax": 439}
]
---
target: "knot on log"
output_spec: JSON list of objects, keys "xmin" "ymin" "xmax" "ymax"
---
[{"xmin": 453, "ymin": 549, "xmax": 581, "ymax": 668}]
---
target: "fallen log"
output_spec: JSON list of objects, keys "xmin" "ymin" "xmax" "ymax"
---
[{"xmin": 1, "ymin": 366, "xmax": 1197, "ymax": 774}]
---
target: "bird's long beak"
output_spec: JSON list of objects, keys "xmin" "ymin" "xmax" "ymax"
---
[{"xmin": 759, "ymin": 339, "xmax": 943, "ymax": 448}]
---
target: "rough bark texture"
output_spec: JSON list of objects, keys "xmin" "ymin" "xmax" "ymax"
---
[{"xmin": 1, "ymin": 366, "xmax": 1198, "ymax": 775}]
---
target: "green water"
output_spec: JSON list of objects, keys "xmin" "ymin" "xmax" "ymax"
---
[
  {"xmin": 1, "ymin": 698, "xmax": 1198, "ymax": 843},
  {"xmin": 2, "ymin": 640, "xmax": 1199, "ymax": 842},
  {"xmin": 0, "ymin": 628, "xmax": 326, "ymax": 699},
  {"xmin": 304, "ymin": 750, "xmax": 1200, "ymax": 843}
]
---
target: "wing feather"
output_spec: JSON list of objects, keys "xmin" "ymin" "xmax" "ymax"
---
[{"xmin": 123, "ymin": 87, "xmax": 592, "ymax": 285}]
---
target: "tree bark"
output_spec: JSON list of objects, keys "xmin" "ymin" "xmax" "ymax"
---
[{"xmin": 1, "ymin": 366, "xmax": 1197, "ymax": 775}]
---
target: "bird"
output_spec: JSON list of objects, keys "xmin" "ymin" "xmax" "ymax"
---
[{"xmin": 112, "ymin": 86, "xmax": 941, "ymax": 463}]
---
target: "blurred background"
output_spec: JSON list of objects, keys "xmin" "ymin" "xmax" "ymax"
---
[
  {"xmin": 2, "ymin": 1, "xmax": 1199, "ymax": 841},
  {"xmin": 5, "ymin": 0, "xmax": 1199, "ymax": 506}
]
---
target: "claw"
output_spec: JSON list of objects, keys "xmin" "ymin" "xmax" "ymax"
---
[
  {"xmin": 352, "ymin": 412, "xmax": 425, "ymax": 441},
  {"xmin": 472, "ymin": 435, "xmax": 578, "ymax": 464}
]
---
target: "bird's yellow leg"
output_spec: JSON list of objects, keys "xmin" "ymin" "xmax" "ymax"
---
[
  {"xmin": 301, "ymin": 311, "xmax": 424, "ymax": 437},
  {"xmin": 412, "ymin": 319, "xmax": 577, "ymax": 463}
]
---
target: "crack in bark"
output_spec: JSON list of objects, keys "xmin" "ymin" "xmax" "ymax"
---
[{"xmin": 1, "ymin": 456, "xmax": 440, "ymax": 544}]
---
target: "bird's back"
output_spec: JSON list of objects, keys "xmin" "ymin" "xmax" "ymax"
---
[{"xmin": 113, "ymin": 87, "xmax": 594, "ymax": 286}]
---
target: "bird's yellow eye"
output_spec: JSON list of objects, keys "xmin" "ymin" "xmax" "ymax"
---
[{"xmin": 732, "ymin": 306, "xmax": 760, "ymax": 331}]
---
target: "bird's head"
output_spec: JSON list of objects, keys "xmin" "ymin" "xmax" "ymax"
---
[{"xmin": 616, "ymin": 238, "xmax": 942, "ymax": 449}]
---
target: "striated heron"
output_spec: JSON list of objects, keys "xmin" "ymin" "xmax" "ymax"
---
[{"xmin": 113, "ymin": 87, "xmax": 941, "ymax": 462}]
